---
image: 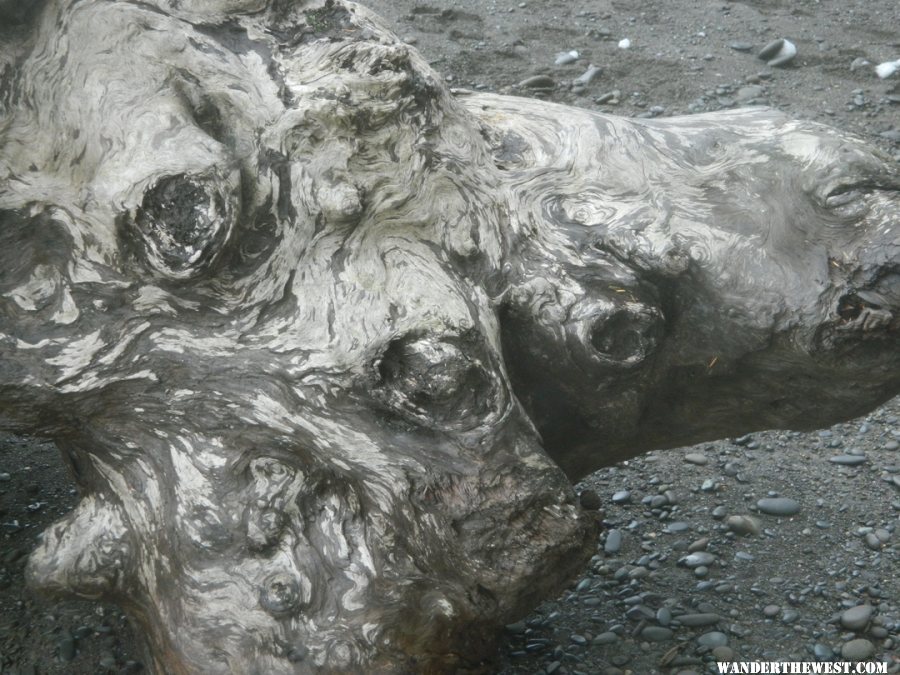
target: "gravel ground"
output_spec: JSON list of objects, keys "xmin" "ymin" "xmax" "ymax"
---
[{"xmin": 1, "ymin": 0, "xmax": 899, "ymax": 673}]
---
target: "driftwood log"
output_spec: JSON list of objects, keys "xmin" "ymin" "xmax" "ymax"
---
[{"xmin": 0, "ymin": 0, "xmax": 898, "ymax": 672}]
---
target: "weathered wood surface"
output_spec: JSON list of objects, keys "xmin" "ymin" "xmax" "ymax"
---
[{"xmin": 0, "ymin": 0, "xmax": 897, "ymax": 671}]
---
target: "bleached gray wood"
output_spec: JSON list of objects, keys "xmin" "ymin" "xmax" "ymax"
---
[{"xmin": 0, "ymin": 0, "xmax": 897, "ymax": 672}]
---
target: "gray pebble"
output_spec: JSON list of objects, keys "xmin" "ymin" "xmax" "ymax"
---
[
  {"xmin": 782, "ymin": 609, "xmax": 800, "ymax": 624},
  {"xmin": 677, "ymin": 613, "xmax": 721, "ymax": 627},
  {"xmin": 666, "ymin": 521, "xmax": 691, "ymax": 533},
  {"xmin": 641, "ymin": 626, "xmax": 674, "ymax": 642},
  {"xmin": 688, "ymin": 537, "xmax": 709, "ymax": 552},
  {"xmin": 763, "ymin": 604, "xmax": 780, "ymax": 618},
  {"xmin": 593, "ymin": 631, "xmax": 618, "ymax": 645},
  {"xmin": 829, "ymin": 454, "xmax": 867, "ymax": 465},
  {"xmin": 680, "ymin": 552, "xmax": 715, "ymax": 568},
  {"xmin": 605, "ymin": 529, "xmax": 623, "ymax": 554},
  {"xmin": 727, "ymin": 514, "xmax": 761, "ymax": 535},
  {"xmin": 757, "ymin": 497, "xmax": 801, "ymax": 516},
  {"xmin": 841, "ymin": 638, "xmax": 875, "ymax": 661},
  {"xmin": 59, "ymin": 633, "xmax": 77, "ymax": 662},
  {"xmin": 684, "ymin": 453, "xmax": 708, "ymax": 465},
  {"xmin": 729, "ymin": 42, "xmax": 754, "ymax": 52},
  {"xmin": 840, "ymin": 604, "xmax": 873, "ymax": 630},
  {"xmin": 657, "ymin": 607, "xmax": 672, "ymax": 626},
  {"xmin": 612, "ymin": 490, "xmax": 631, "ymax": 504},
  {"xmin": 697, "ymin": 631, "xmax": 728, "ymax": 648}
]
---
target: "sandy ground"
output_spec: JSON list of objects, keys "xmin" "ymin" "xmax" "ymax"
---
[{"xmin": 1, "ymin": 0, "xmax": 898, "ymax": 673}]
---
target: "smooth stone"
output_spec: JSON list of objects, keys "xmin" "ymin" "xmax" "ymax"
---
[
  {"xmin": 650, "ymin": 494, "xmax": 669, "ymax": 508},
  {"xmin": 59, "ymin": 633, "xmax": 77, "ymax": 662},
  {"xmin": 757, "ymin": 497, "xmax": 801, "ymax": 516},
  {"xmin": 763, "ymin": 604, "xmax": 780, "ymax": 618},
  {"xmin": 711, "ymin": 506, "xmax": 728, "ymax": 519},
  {"xmin": 840, "ymin": 605, "xmax": 874, "ymax": 630},
  {"xmin": 681, "ymin": 552, "xmax": 715, "ymax": 568},
  {"xmin": 830, "ymin": 454, "xmax": 867, "ymax": 465},
  {"xmin": 666, "ymin": 521, "xmax": 690, "ymax": 533},
  {"xmin": 684, "ymin": 453, "xmax": 708, "ymax": 465},
  {"xmin": 688, "ymin": 537, "xmax": 709, "ymax": 552},
  {"xmin": 641, "ymin": 626, "xmax": 674, "ymax": 642},
  {"xmin": 729, "ymin": 42, "xmax": 754, "ymax": 52},
  {"xmin": 697, "ymin": 631, "xmax": 728, "ymax": 648},
  {"xmin": 593, "ymin": 631, "xmax": 618, "ymax": 645},
  {"xmin": 605, "ymin": 529, "xmax": 623, "ymax": 554},
  {"xmin": 678, "ymin": 613, "xmax": 721, "ymax": 627},
  {"xmin": 612, "ymin": 490, "xmax": 632, "ymax": 504},
  {"xmin": 657, "ymin": 607, "xmax": 672, "ymax": 626},
  {"xmin": 727, "ymin": 514, "xmax": 761, "ymax": 535},
  {"xmin": 782, "ymin": 609, "xmax": 799, "ymax": 624},
  {"xmin": 841, "ymin": 638, "xmax": 875, "ymax": 661}
]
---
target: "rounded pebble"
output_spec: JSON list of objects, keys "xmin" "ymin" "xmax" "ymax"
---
[
  {"xmin": 829, "ymin": 454, "xmax": 867, "ymax": 465},
  {"xmin": 841, "ymin": 638, "xmax": 875, "ymax": 661},
  {"xmin": 680, "ymin": 552, "xmax": 715, "ymax": 568},
  {"xmin": 604, "ymin": 529, "xmax": 623, "ymax": 554},
  {"xmin": 840, "ymin": 604, "xmax": 873, "ymax": 631},
  {"xmin": 641, "ymin": 626, "xmax": 673, "ymax": 642},
  {"xmin": 726, "ymin": 514, "xmax": 761, "ymax": 535},
  {"xmin": 697, "ymin": 631, "xmax": 728, "ymax": 648},
  {"xmin": 756, "ymin": 497, "xmax": 801, "ymax": 516}
]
